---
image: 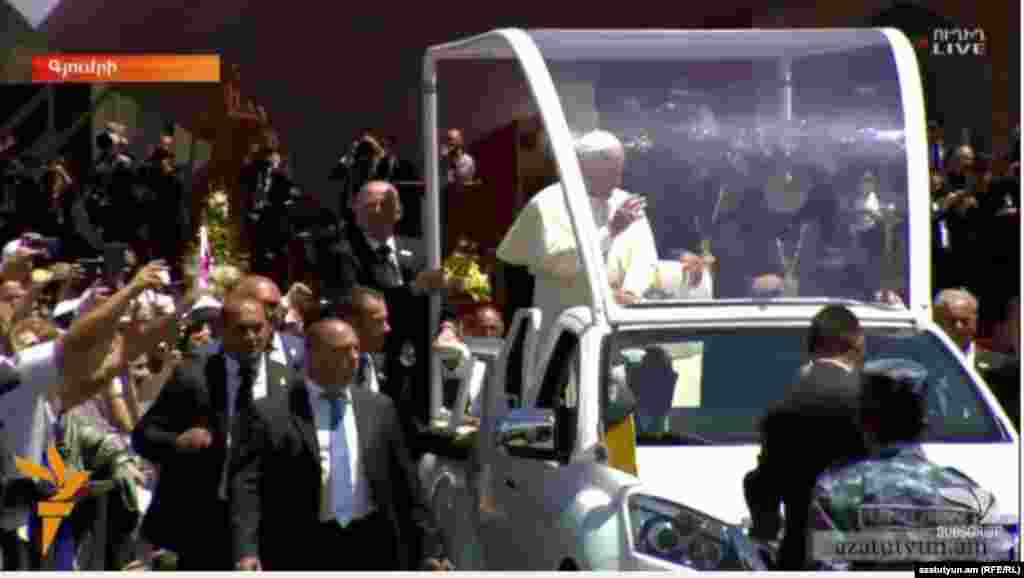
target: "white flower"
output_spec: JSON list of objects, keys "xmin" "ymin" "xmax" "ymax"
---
[{"xmin": 207, "ymin": 190, "xmax": 230, "ymax": 218}]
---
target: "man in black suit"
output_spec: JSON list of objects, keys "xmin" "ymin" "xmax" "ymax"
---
[
  {"xmin": 744, "ymin": 304, "xmax": 867, "ymax": 569},
  {"xmin": 321, "ymin": 180, "xmax": 460, "ymax": 448},
  {"xmin": 132, "ymin": 295, "xmax": 296, "ymax": 570},
  {"xmin": 934, "ymin": 288, "xmax": 1019, "ymax": 431},
  {"xmin": 241, "ymin": 148, "xmax": 298, "ymax": 277},
  {"xmin": 230, "ymin": 319, "xmax": 451, "ymax": 571}
]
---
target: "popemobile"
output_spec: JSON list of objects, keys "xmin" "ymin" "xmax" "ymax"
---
[{"xmin": 414, "ymin": 29, "xmax": 1020, "ymax": 570}]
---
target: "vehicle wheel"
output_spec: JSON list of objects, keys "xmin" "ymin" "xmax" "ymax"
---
[{"xmin": 559, "ymin": 559, "xmax": 579, "ymax": 571}]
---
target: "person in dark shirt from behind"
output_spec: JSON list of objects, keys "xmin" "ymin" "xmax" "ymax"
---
[{"xmin": 743, "ymin": 304, "xmax": 868, "ymax": 569}]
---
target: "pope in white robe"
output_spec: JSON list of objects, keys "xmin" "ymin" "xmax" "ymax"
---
[{"xmin": 497, "ymin": 130, "xmax": 709, "ymax": 349}]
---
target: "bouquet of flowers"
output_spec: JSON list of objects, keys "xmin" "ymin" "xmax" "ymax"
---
[
  {"xmin": 442, "ymin": 237, "xmax": 492, "ymax": 303},
  {"xmin": 183, "ymin": 184, "xmax": 245, "ymax": 280}
]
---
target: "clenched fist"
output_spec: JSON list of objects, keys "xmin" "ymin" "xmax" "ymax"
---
[{"xmin": 175, "ymin": 427, "xmax": 213, "ymax": 452}]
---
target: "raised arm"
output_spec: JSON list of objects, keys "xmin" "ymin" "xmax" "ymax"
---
[{"xmin": 58, "ymin": 261, "xmax": 169, "ymax": 402}]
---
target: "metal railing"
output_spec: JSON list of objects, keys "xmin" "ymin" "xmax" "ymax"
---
[{"xmin": 23, "ymin": 87, "xmax": 116, "ymax": 160}]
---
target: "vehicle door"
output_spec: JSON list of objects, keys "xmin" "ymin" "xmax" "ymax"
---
[
  {"xmin": 483, "ymin": 326, "xmax": 587, "ymax": 569},
  {"xmin": 475, "ymin": 307, "xmax": 545, "ymax": 568}
]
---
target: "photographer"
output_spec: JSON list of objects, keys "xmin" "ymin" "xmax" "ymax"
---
[
  {"xmin": 242, "ymin": 144, "xmax": 298, "ymax": 277},
  {"xmin": 87, "ymin": 124, "xmax": 143, "ymax": 251},
  {"xmin": 139, "ymin": 146, "xmax": 190, "ymax": 268},
  {"xmin": 33, "ymin": 156, "xmax": 102, "ymax": 261},
  {"xmin": 934, "ymin": 146, "xmax": 985, "ymax": 290},
  {"xmin": 0, "ymin": 133, "xmax": 33, "ymax": 243},
  {"xmin": 330, "ymin": 130, "xmax": 392, "ymax": 224},
  {"xmin": 440, "ymin": 128, "xmax": 476, "ymax": 186}
]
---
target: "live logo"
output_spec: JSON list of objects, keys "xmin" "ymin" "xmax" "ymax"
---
[{"xmin": 928, "ymin": 28, "xmax": 987, "ymax": 57}]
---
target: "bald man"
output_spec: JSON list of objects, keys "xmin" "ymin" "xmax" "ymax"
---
[
  {"xmin": 133, "ymin": 295, "xmax": 299, "ymax": 570},
  {"xmin": 229, "ymin": 319, "xmax": 449, "ymax": 571},
  {"xmin": 466, "ymin": 305, "xmax": 505, "ymax": 339},
  {"xmin": 934, "ymin": 288, "xmax": 1018, "ymax": 429},
  {"xmin": 441, "ymin": 128, "xmax": 475, "ymax": 185},
  {"xmin": 207, "ymin": 275, "xmax": 305, "ymax": 372},
  {"xmin": 321, "ymin": 181, "xmax": 460, "ymax": 450}
]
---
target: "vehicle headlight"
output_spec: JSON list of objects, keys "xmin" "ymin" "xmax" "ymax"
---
[{"xmin": 628, "ymin": 493, "xmax": 765, "ymax": 570}]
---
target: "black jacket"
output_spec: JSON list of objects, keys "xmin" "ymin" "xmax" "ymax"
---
[
  {"xmin": 321, "ymin": 224, "xmax": 455, "ymax": 444},
  {"xmin": 229, "ymin": 383, "xmax": 442, "ymax": 570},
  {"xmin": 131, "ymin": 352, "xmax": 294, "ymax": 560}
]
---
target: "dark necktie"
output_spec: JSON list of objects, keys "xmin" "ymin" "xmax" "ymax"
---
[
  {"xmin": 375, "ymin": 244, "xmax": 402, "ymax": 288},
  {"xmin": 236, "ymin": 361, "xmax": 256, "ymax": 414}
]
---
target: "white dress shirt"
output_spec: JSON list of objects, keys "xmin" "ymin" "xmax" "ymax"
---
[
  {"xmin": 363, "ymin": 233, "xmax": 400, "ymax": 271},
  {"xmin": 964, "ymin": 341, "xmax": 977, "ymax": 367},
  {"xmin": 304, "ymin": 380, "xmax": 374, "ymax": 524},
  {"xmin": 361, "ymin": 354, "xmax": 380, "ymax": 394},
  {"xmin": 0, "ymin": 340, "xmax": 62, "ymax": 531},
  {"xmin": 497, "ymin": 184, "xmax": 659, "ymax": 348},
  {"xmin": 268, "ymin": 332, "xmax": 295, "ymax": 368}
]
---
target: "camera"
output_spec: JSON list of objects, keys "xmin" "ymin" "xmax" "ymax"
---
[
  {"xmin": 354, "ymin": 139, "xmax": 376, "ymax": 160},
  {"xmin": 76, "ymin": 257, "xmax": 104, "ymax": 279}
]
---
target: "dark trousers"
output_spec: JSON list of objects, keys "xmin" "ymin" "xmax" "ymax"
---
[
  {"xmin": 0, "ymin": 530, "xmax": 33, "ymax": 571},
  {"xmin": 744, "ymin": 464, "xmax": 815, "ymax": 570},
  {"xmin": 174, "ymin": 502, "xmax": 233, "ymax": 571},
  {"xmin": 308, "ymin": 511, "xmax": 394, "ymax": 571}
]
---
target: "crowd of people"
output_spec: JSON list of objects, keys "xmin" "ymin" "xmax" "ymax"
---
[
  {"xmin": 0, "ymin": 110, "xmax": 1016, "ymax": 570},
  {"xmin": 0, "ymin": 115, "xmax": 496, "ymax": 569}
]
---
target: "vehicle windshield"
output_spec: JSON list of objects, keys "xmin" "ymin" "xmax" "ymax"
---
[
  {"xmin": 528, "ymin": 29, "xmax": 912, "ymax": 306},
  {"xmin": 607, "ymin": 327, "xmax": 1005, "ymax": 445}
]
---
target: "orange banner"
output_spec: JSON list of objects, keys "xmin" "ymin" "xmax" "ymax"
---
[{"xmin": 32, "ymin": 54, "xmax": 220, "ymax": 83}]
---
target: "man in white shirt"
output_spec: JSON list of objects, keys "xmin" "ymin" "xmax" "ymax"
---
[
  {"xmin": 0, "ymin": 260, "xmax": 173, "ymax": 568},
  {"xmin": 230, "ymin": 319, "xmax": 449, "ymax": 571},
  {"xmin": 132, "ymin": 295, "xmax": 297, "ymax": 570},
  {"xmin": 441, "ymin": 128, "xmax": 476, "ymax": 185},
  {"xmin": 933, "ymin": 288, "xmax": 1016, "ymax": 409},
  {"xmin": 933, "ymin": 288, "xmax": 982, "ymax": 366},
  {"xmin": 497, "ymin": 130, "xmax": 709, "ymax": 347}
]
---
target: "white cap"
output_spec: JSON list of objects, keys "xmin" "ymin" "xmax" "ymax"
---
[{"xmin": 574, "ymin": 130, "xmax": 624, "ymax": 162}]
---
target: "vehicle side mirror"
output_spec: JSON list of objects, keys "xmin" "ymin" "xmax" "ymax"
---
[{"xmin": 495, "ymin": 408, "xmax": 556, "ymax": 459}]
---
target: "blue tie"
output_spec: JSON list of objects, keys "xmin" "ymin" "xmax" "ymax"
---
[
  {"xmin": 29, "ymin": 418, "xmax": 75, "ymax": 570},
  {"xmin": 327, "ymin": 396, "xmax": 354, "ymax": 526}
]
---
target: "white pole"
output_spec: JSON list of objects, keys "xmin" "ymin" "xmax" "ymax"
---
[
  {"xmin": 423, "ymin": 53, "xmax": 442, "ymax": 423},
  {"xmin": 779, "ymin": 57, "xmax": 793, "ymax": 123}
]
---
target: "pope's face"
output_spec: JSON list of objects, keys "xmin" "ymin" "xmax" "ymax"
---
[{"xmin": 580, "ymin": 149, "xmax": 625, "ymax": 200}]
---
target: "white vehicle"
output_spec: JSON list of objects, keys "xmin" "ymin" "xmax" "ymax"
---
[{"xmin": 416, "ymin": 29, "xmax": 1020, "ymax": 570}]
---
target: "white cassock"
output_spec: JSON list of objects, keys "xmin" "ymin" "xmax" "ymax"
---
[{"xmin": 497, "ymin": 184, "xmax": 659, "ymax": 350}]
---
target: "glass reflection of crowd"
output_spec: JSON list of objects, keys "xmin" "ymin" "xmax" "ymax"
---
[{"xmin": 618, "ymin": 142, "xmax": 903, "ymax": 301}]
